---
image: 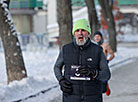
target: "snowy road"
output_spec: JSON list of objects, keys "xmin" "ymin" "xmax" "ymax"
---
[{"xmin": 104, "ymin": 58, "xmax": 138, "ymax": 102}]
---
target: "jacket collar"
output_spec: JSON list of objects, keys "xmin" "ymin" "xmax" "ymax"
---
[{"xmin": 73, "ymin": 37, "xmax": 91, "ymax": 50}]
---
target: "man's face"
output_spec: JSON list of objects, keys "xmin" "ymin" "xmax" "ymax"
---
[
  {"xmin": 74, "ymin": 29, "xmax": 89, "ymax": 45},
  {"xmin": 94, "ymin": 34, "xmax": 101, "ymax": 43}
]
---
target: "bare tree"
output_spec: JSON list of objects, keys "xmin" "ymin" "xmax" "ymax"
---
[
  {"xmin": 0, "ymin": 0, "xmax": 27, "ymax": 84},
  {"xmin": 85, "ymin": 0, "xmax": 100, "ymax": 35},
  {"xmin": 98, "ymin": 0, "xmax": 117, "ymax": 52},
  {"xmin": 57, "ymin": 0, "xmax": 73, "ymax": 49}
]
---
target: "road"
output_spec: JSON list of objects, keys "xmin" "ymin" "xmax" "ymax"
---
[
  {"xmin": 51, "ymin": 58, "xmax": 138, "ymax": 102},
  {"xmin": 103, "ymin": 58, "xmax": 138, "ymax": 102}
]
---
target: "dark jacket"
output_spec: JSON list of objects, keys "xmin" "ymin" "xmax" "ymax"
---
[{"xmin": 54, "ymin": 39, "xmax": 111, "ymax": 102}]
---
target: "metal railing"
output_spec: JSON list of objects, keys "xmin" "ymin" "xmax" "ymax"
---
[
  {"xmin": 10, "ymin": 0, "xmax": 44, "ymax": 9},
  {"xmin": 0, "ymin": 33, "xmax": 49, "ymax": 52}
]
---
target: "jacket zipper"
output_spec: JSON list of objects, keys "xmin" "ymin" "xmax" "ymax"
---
[
  {"xmin": 79, "ymin": 47, "xmax": 84, "ymax": 102},
  {"xmin": 79, "ymin": 46, "xmax": 83, "ymax": 65}
]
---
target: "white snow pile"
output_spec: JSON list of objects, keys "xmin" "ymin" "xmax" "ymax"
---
[
  {"xmin": 0, "ymin": 77, "xmax": 57, "ymax": 102},
  {"xmin": 0, "ymin": 48, "xmax": 59, "ymax": 102}
]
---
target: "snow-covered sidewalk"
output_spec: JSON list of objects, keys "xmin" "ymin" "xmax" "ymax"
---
[{"xmin": 0, "ymin": 43, "xmax": 138, "ymax": 102}]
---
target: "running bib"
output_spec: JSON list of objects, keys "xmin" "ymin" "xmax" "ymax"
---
[{"xmin": 70, "ymin": 65, "xmax": 90, "ymax": 80}]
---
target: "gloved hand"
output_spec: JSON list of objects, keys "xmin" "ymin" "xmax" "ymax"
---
[
  {"xmin": 59, "ymin": 78, "xmax": 72, "ymax": 94},
  {"xmin": 77, "ymin": 65, "xmax": 98, "ymax": 78},
  {"xmin": 107, "ymin": 60, "xmax": 109, "ymax": 64}
]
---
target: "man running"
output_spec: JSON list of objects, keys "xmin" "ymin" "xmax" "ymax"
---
[{"xmin": 93, "ymin": 31, "xmax": 114, "ymax": 96}]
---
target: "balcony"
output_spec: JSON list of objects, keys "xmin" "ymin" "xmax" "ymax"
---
[{"xmin": 10, "ymin": 0, "xmax": 44, "ymax": 9}]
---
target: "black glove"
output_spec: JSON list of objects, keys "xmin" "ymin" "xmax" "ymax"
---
[
  {"xmin": 78, "ymin": 65, "xmax": 98, "ymax": 78},
  {"xmin": 59, "ymin": 78, "xmax": 72, "ymax": 94},
  {"xmin": 107, "ymin": 60, "xmax": 109, "ymax": 64}
]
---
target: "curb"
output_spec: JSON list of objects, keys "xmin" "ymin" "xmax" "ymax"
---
[
  {"xmin": 12, "ymin": 85, "xmax": 58, "ymax": 102},
  {"xmin": 109, "ymin": 58, "xmax": 132, "ymax": 68}
]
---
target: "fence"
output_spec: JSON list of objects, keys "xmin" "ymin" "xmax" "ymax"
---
[
  {"xmin": 10, "ymin": 0, "xmax": 44, "ymax": 9},
  {"xmin": 0, "ymin": 33, "xmax": 49, "ymax": 52}
]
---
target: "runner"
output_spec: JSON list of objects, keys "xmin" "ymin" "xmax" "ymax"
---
[{"xmin": 93, "ymin": 31, "xmax": 114, "ymax": 96}]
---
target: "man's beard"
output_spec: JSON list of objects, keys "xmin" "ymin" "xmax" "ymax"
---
[{"xmin": 75, "ymin": 36, "xmax": 87, "ymax": 46}]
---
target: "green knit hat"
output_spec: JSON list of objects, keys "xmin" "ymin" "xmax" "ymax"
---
[{"xmin": 72, "ymin": 19, "xmax": 91, "ymax": 35}]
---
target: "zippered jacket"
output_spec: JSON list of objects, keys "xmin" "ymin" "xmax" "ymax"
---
[{"xmin": 54, "ymin": 38, "xmax": 111, "ymax": 102}]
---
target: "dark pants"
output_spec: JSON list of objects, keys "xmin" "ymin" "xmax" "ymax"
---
[{"xmin": 102, "ymin": 82, "xmax": 107, "ymax": 93}]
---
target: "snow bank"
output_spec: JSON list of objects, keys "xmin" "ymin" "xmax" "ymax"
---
[{"xmin": 0, "ymin": 77, "xmax": 57, "ymax": 102}]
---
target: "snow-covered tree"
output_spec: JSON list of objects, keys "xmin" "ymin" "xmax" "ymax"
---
[{"xmin": 0, "ymin": 0, "xmax": 27, "ymax": 84}]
